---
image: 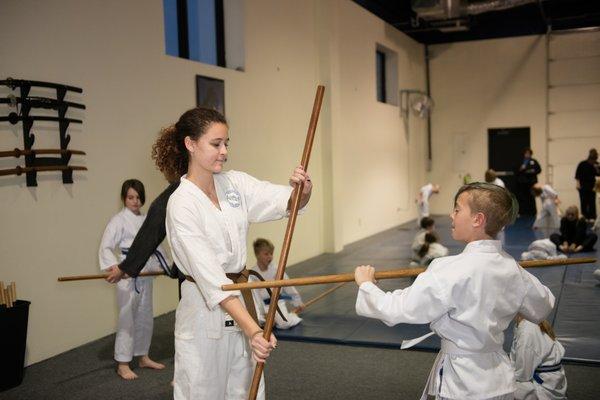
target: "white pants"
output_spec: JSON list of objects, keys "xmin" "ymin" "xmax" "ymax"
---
[
  {"xmin": 174, "ymin": 331, "xmax": 265, "ymax": 400},
  {"xmin": 114, "ymin": 277, "xmax": 154, "ymax": 362},
  {"xmin": 257, "ymin": 299, "xmax": 302, "ymax": 330},
  {"xmin": 533, "ymin": 202, "xmax": 560, "ymax": 230}
]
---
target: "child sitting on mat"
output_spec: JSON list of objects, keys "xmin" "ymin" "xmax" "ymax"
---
[
  {"xmin": 510, "ymin": 314, "xmax": 567, "ymax": 399},
  {"xmin": 355, "ymin": 182, "xmax": 555, "ymax": 399},
  {"xmin": 250, "ymin": 238, "xmax": 305, "ymax": 329}
]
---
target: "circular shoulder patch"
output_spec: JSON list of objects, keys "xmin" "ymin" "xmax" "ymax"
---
[{"xmin": 225, "ymin": 189, "xmax": 241, "ymax": 208}]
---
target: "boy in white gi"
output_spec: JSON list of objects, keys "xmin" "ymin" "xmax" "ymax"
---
[
  {"xmin": 485, "ymin": 169, "xmax": 506, "ymax": 188},
  {"xmin": 510, "ymin": 315, "xmax": 567, "ymax": 399},
  {"xmin": 250, "ymin": 238, "xmax": 304, "ymax": 329},
  {"xmin": 520, "ymin": 239, "xmax": 566, "ymax": 261},
  {"xmin": 99, "ymin": 179, "xmax": 168, "ymax": 379},
  {"xmin": 411, "ymin": 217, "xmax": 448, "ymax": 266},
  {"xmin": 532, "ymin": 183, "xmax": 561, "ymax": 230},
  {"xmin": 158, "ymin": 107, "xmax": 312, "ymax": 400},
  {"xmin": 416, "ymin": 183, "xmax": 440, "ymax": 226},
  {"xmin": 355, "ymin": 182, "xmax": 555, "ymax": 399}
]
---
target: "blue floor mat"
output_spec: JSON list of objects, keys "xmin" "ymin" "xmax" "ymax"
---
[{"xmin": 278, "ymin": 216, "xmax": 600, "ymax": 364}]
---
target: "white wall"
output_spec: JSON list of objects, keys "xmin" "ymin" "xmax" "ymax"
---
[
  {"xmin": 0, "ymin": 0, "xmax": 427, "ymax": 365},
  {"xmin": 428, "ymin": 35, "xmax": 548, "ymax": 213}
]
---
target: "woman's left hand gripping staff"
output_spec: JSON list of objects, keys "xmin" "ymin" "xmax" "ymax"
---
[
  {"xmin": 355, "ymin": 265, "xmax": 377, "ymax": 286},
  {"xmin": 249, "ymin": 330, "xmax": 277, "ymax": 363}
]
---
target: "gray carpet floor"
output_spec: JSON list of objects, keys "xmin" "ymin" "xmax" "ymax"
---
[{"xmin": 2, "ymin": 311, "xmax": 600, "ymax": 399}]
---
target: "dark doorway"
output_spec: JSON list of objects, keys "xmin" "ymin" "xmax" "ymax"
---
[{"xmin": 488, "ymin": 127, "xmax": 532, "ymax": 212}]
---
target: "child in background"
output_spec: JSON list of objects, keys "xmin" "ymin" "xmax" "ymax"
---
[
  {"xmin": 520, "ymin": 239, "xmax": 567, "ymax": 261},
  {"xmin": 549, "ymin": 205, "xmax": 598, "ymax": 253},
  {"xmin": 411, "ymin": 218, "xmax": 448, "ymax": 266},
  {"xmin": 416, "ymin": 183, "xmax": 440, "ymax": 226},
  {"xmin": 510, "ymin": 314, "xmax": 567, "ymax": 399},
  {"xmin": 99, "ymin": 179, "xmax": 167, "ymax": 380},
  {"xmin": 355, "ymin": 182, "xmax": 554, "ymax": 399},
  {"xmin": 250, "ymin": 238, "xmax": 305, "ymax": 329},
  {"xmin": 532, "ymin": 183, "xmax": 561, "ymax": 230},
  {"xmin": 485, "ymin": 169, "xmax": 506, "ymax": 188}
]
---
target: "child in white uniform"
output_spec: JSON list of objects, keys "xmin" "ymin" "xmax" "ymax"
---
[
  {"xmin": 485, "ymin": 169, "xmax": 506, "ymax": 188},
  {"xmin": 99, "ymin": 179, "xmax": 167, "ymax": 380},
  {"xmin": 416, "ymin": 183, "xmax": 440, "ymax": 226},
  {"xmin": 250, "ymin": 238, "xmax": 304, "ymax": 329},
  {"xmin": 158, "ymin": 107, "xmax": 312, "ymax": 400},
  {"xmin": 510, "ymin": 315, "xmax": 567, "ymax": 399},
  {"xmin": 355, "ymin": 182, "xmax": 555, "ymax": 400},
  {"xmin": 411, "ymin": 218, "xmax": 448, "ymax": 266},
  {"xmin": 532, "ymin": 183, "xmax": 561, "ymax": 230}
]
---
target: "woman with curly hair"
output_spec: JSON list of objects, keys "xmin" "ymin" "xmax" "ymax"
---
[{"xmin": 157, "ymin": 107, "xmax": 312, "ymax": 400}]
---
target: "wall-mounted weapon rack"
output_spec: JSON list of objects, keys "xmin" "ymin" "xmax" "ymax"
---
[{"xmin": 0, "ymin": 78, "xmax": 87, "ymax": 186}]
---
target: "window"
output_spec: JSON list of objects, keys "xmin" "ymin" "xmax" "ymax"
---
[
  {"xmin": 375, "ymin": 44, "xmax": 398, "ymax": 105},
  {"xmin": 163, "ymin": 0, "xmax": 244, "ymax": 71}
]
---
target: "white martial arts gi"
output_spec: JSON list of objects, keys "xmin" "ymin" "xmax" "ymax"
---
[
  {"xmin": 250, "ymin": 262, "xmax": 303, "ymax": 329},
  {"xmin": 533, "ymin": 185, "xmax": 560, "ymax": 230},
  {"xmin": 356, "ymin": 240, "xmax": 555, "ymax": 400},
  {"xmin": 410, "ymin": 232, "xmax": 449, "ymax": 266},
  {"xmin": 417, "ymin": 183, "xmax": 434, "ymax": 225},
  {"xmin": 99, "ymin": 207, "xmax": 167, "ymax": 362},
  {"xmin": 166, "ymin": 171, "xmax": 296, "ymax": 400},
  {"xmin": 510, "ymin": 319, "xmax": 567, "ymax": 400},
  {"xmin": 520, "ymin": 239, "xmax": 567, "ymax": 261},
  {"xmin": 493, "ymin": 178, "xmax": 506, "ymax": 188}
]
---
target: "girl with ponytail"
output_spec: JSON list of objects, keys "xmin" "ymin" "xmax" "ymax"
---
[{"xmin": 161, "ymin": 107, "xmax": 313, "ymax": 400}]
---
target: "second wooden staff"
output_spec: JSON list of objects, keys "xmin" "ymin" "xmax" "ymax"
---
[
  {"xmin": 248, "ymin": 85, "xmax": 325, "ymax": 400},
  {"xmin": 224, "ymin": 257, "xmax": 597, "ymax": 291}
]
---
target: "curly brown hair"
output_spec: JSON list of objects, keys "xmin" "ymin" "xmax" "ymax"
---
[{"xmin": 152, "ymin": 107, "xmax": 227, "ymax": 182}]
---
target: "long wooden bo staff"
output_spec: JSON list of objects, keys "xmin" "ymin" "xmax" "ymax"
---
[
  {"xmin": 57, "ymin": 271, "xmax": 165, "ymax": 282},
  {"xmin": 223, "ymin": 257, "xmax": 597, "ymax": 291},
  {"xmin": 247, "ymin": 85, "xmax": 325, "ymax": 400}
]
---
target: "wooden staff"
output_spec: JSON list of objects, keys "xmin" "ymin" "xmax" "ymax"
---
[
  {"xmin": 225, "ymin": 257, "xmax": 597, "ymax": 291},
  {"xmin": 57, "ymin": 271, "xmax": 166, "ymax": 282},
  {"xmin": 9, "ymin": 282, "xmax": 16, "ymax": 303},
  {"xmin": 0, "ymin": 165, "xmax": 87, "ymax": 177},
  {"xmin": 0, "ymin": 282, "xmax": 6, "ymax": 305},
  {"xmin": 294, "ymin": 282, "xmax": 347, "ymax": 314},
  {"xmin": 0, "ymin": 148, "xmax": 86, "ymax": 158},
  {"xmin": 248, "ymin": 85, "xmax": 325, "ymax": 400}
]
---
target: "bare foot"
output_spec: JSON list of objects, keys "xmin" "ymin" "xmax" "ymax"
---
[
  {"xmin": 139, "ymin": 355, "xmax": 165, "ymax": 370},
  {"xmin": 117, "ymin": 363, "xmax": 138, "ymax": 380}
]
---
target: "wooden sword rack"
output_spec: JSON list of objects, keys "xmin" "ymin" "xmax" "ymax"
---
[{"xmin": 0, "ymin": 77, "xmax": 87, "ymax": 186}]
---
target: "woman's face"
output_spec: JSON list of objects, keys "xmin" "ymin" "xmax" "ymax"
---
[
  {"xmin": 124, "ymin": 188, "xmax": 141, "ymax": 214},
  {"xmin": 187, "ymin": 122, "xmax": 229, "ymax": 174}
]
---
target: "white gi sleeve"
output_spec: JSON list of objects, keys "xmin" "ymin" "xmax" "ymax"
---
[
  {"xmin": 518, "ymin": 268, "xmax": 555, "ymax": 324},
  {"xmin": 170, "ymin": 204, "xmax": 241, "ymax": 310},
  {"xmin": 511, "ymin": 322, "xmax": 544, "ymax": 382},
  {"xmin": 98, "ymin": 214, "xmax": 122, "ymax": 270},
  {"xmin": 229, "ymin": 170, "xmax": 294, "ymax": 223},
  {"xmin": 356, "ymin": 268, "xmax": 449, "ymax": 326},
  {"xmin": 545, "ymin": 185, "xmax": 558, "ymax": 198}
]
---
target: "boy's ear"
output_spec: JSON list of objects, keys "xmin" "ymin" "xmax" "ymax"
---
[{"xmin": 472, "ymin": 212, "xmax": 486, "ymax": 228}]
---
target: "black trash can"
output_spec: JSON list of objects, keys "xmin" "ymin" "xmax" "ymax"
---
[{"xmin": 1, "ymin": 300, "xmax": 31, "ymax": 391}]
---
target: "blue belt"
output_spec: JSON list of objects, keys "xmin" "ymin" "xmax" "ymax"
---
[
  {"xmin": 533, "ymin": 363, "xmax": 562, "ymax": 384},
  {"xmin": 120, "ymin": 248, "xmax": 171, "ymax": 293},
  {"xmin": 263, "ymin": 294, "xmax": 292, "ymax": 305}
]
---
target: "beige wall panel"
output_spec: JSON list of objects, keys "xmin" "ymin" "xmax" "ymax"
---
[
  {"xmin": 549, "ymin": 84, "xmax": 600, "ymax": 112},
  {"xmin": 549, "ymin": 138, "xmax": 598, "ymax": 166},
  {"xmin": 549, "ymin": 163, "xmax": 579, "ymax": 208},
  {"xmin": 429, "ymin": 36, "xmax": 548, "ymax": 211},
  {"xmin": 549, "ymin": 111, "xmax": 600, "ymax": 139},
  {"xmin": 549, "ymin": 56, "xmax": 600, "ymax": 86},
  {"xmin": 334, "ymin": 1, "xmax": 426, "ymax": 246},
  {"xmin": 549, "ymin": 31, "xmax": 600, "ymax": 59}
]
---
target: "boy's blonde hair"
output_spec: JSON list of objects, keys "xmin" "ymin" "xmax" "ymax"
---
[
  {"xmin": 253, "ymin": 238, "xmax": 274, "ymax": 254},
  {"xmin": 454, "ymin": 182, "xmax": 518, "ymax": 237}
]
